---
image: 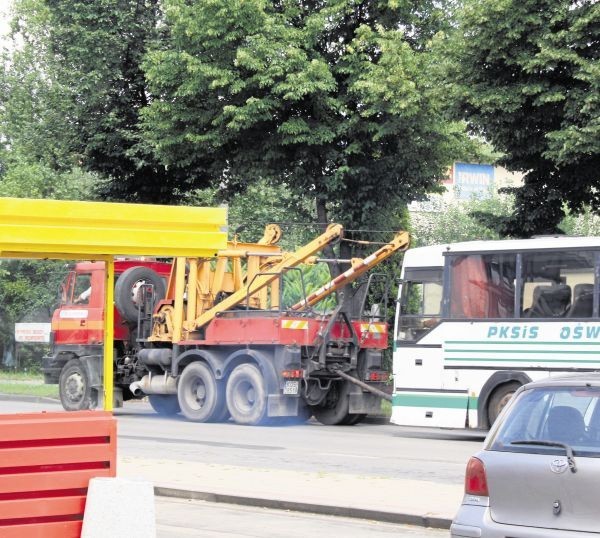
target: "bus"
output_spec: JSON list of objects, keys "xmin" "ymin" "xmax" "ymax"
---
[{"xmin": 391, "ymin": 236, "xmax": 600, "ymax": 429}]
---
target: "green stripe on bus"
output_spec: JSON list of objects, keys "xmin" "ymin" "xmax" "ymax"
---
[
  {"xmin": 446, "ymin": 349, "xmax": 600, "ymax": 354},
  {"xmin": 392, "ymin": 394, "xmax": 478, "ymax": 409},
  {"xmin": 446, "ymin": 340, "xmax": 600, "ymax": 346},
  {"xmin": 445, "ymin": 357, "xmax": 600, "ymax": 363}
]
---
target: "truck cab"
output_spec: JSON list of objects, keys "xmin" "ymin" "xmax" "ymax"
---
[{"xmin": 43, "ymin": 260, "xmax": 171, "ymax": 409}]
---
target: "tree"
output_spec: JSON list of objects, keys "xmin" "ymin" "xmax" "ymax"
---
[
  {"xmin": 5, "ymin": 0, "xmax": 202, "ymax": 203},
  {"xmin": 142, "ymin": 0, "xmax": 468, "ymax": 241},
  {"xmin": 450, "ymin": 0, "xmax": 599, "ymax": 236}
]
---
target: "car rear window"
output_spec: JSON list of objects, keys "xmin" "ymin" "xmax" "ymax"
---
[{"xmin": 489, "ymin": 386, "xmax": 600, "ymax": 457}]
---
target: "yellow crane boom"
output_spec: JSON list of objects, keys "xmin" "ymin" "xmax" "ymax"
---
[{"xmin": 290, "ymin": 231, "xmax": 410, "ymax": 311}]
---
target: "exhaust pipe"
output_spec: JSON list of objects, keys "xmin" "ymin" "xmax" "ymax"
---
[{"xmin": 129, "ymin": 373, "xmax": 177, "ymax": 396}]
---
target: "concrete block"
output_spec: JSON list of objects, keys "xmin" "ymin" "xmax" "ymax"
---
[{"xmin": 82, "ymin": 477, "xmax": 156, "ymax": 538}]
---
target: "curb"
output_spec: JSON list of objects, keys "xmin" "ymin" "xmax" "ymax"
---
[
  {"xmin": 0, "ymin": 393, "xmax": 60, "ymax": 404},
  {"xmin": 154, "ymin": 486, "xmax": 452, "ymax": 530}
]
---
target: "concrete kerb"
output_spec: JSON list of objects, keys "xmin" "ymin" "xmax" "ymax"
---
[{"xmin": 154, "ymin": 486, "xmax": 452, "ymax": 530}]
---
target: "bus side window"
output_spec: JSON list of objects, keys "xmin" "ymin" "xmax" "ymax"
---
[
  {"xmin": 521, "ymin": 250, "xmax": 595, "ymax": 318},
  {"xmin": 449, "ymin": 254, "xmax": 516, "ymax": 319}
]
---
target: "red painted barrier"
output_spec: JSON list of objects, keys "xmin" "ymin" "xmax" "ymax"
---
[{"xmin": 0, "ymin": 411, "xmax": 116, "ymax": 538}]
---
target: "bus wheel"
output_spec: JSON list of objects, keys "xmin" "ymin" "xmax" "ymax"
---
[
  {"xmin": 178, "ymin": 362, "xmax": 222, "ymax": 422},
  {"xmin": 312, "ymin": 381, "xmax": 353, "ymax": 426},
  {"xmin": 488, "ymin": 381, "xmax": 521, "ymax": 426},
  {"xmin": 59, "ymin": 359, "xmax": 97, "ymax": 411},
  {"xmin": 148, "ymin": 394, "xmax": 180, "ymax": 416},
  {"xmin": 226, "ymin": 363, "xmax": 268, "ymax": 426}
]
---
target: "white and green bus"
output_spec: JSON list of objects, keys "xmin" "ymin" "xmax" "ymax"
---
[{"xmin": 392, "ymin": 236, "xmax": 600, "ymax": 429}]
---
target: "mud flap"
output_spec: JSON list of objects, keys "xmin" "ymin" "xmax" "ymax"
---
[
  {"xmin": 267, "ymin": 394, "xmax": 298, "ymax": 417},
  {"xmin": 348, "ymin": 392, "xmax": 382, "ymax": 415}
]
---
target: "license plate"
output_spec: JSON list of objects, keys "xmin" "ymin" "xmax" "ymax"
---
[{"xmin": 283, "ymin": 380, "xmax": 299, "ymax": 395}]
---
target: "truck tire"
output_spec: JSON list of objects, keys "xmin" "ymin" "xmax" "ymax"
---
[
  {"xmin": 226, "ymin": 363, "xmax": 268, "ymax": 426},
  {"xmin": 115, "ymin": 267, "xmax": 166, "ymax": 323},
  {"xmin": 59, "ymin": 359, "xmax": 97, "ymax": 411},
  {"xmin": 488, "ymin": 381, "xmax": 521, "ymax": 426},
  {"xmin": 148, "ymin": 394, "xmax": 180, "ymax": 416},
  {"xmin": 178, "ymin": 362, "xmax": 224, "ymax": 422},
  {"xmin": 343, "ymin": 413, "xmax": 367, "ymax": 425},
  {"xmin": 311, "ymin": 380, "xmax": 354, "ymax": 426}
]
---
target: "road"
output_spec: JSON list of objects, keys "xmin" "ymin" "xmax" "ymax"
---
[
  {"xmin": 156, "ymin": 497, "xmax": 448, "ymax": 538},
  {"xmin": 1, "ymin": 397, "xmax": 484, "ymax": 485},
  {"xmin": 123, "ymin": 402, "xmax": 483, "ymax": 485}
]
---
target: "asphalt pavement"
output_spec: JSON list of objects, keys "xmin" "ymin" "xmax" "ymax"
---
[{"xmin": 1, "ymin": 394, "xmax": 465, "ymax": 530}]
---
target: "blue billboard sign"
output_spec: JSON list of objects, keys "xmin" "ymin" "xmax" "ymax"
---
[{"xmin": 453, "ymin": 162, "xmax": 495, "ymax": 200}]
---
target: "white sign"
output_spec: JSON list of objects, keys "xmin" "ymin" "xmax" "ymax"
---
[
  {"xmin": 59, "ymin": 310, "xmax": 89, "ymax": 319},
  {"xmin": 15, "ymin": 323, "xmax": 51, "ymax": 343}
]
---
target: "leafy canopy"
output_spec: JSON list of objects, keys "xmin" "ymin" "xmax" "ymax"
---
[
  {"xmin": 143, "ymin": 0, "xmax": 467, "ymax": 229},
  {"xmin": 450, "ymin": 0, "xmax": 600, "ymax": 236}
]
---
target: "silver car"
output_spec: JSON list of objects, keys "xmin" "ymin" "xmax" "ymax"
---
[{"xmin": 451, "ymin": 374, "xmax": 600, "ymax": 537}]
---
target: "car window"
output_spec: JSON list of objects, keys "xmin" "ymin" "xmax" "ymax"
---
[{"xmin": 489, "ymin": 386, "xmax": 600, "ymax": 457}]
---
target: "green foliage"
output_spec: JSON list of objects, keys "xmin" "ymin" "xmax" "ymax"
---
[
  {"xmin": 560, "ymin": 207, "xmax": 600, "ymax": 237},
  {"xmin": 449, "ymin": 0, "xmax": 600, "ymax": 236},
  {"xmin": 143, "ymin": 0, "xmax": 467, "ymax": 231},
  {"xmin": 189, "ymin": 178, "xmax": 316, "ymax": 249},
  {"xmin": 282, "ymin": 264, "xmax": 336, "ymax": 313},
  {"xmin": 410, "ymin": 192, "xmax": 514, "ymax": 246},
  {"xmin": 0, "ymin": 152, "xmax": 95, "ymax": 200},
  {"xmin": 4, "ymin": 0, "xmax": 198, "ymax": 203},
  {"xmin": 0, "ymin": 260, "xmax": 66, "ymax": 372}
]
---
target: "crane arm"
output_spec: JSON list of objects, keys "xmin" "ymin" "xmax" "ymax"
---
[
  {"xmin": 188, "ymin": 224, "xmax": 344, "ymax": 331},
  {"xmin": 290, "ymin": 231, "xmax": 410, "ymax": 311}
]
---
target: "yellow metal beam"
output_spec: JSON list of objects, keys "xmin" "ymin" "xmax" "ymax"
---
[{"xmin": 0, "ymin": 197, "xmax": 227, "ymax": 257}]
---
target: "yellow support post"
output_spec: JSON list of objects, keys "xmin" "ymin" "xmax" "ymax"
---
[{"xmin": 103, "ymin": 258, "xmax": 115, "ymax": 411}]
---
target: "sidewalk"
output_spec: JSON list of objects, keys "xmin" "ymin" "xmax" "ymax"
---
[{"xmin": 119, "ymin": 456, "xmax": 461, "ymax": 529}]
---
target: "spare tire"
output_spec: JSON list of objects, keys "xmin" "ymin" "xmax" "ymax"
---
[{"xmin": 115, "ymin": 266, "xmax": 166, "ymax": 323}]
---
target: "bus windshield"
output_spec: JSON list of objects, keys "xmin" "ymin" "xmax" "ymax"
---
[{"xmin": 397, "ymin": 269, "xmax": 442, "ymax": 342}]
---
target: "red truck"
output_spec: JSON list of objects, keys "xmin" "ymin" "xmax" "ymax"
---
[{"xmin": 43, "ymin": 225, "xmax": 408, "ymax": 425}]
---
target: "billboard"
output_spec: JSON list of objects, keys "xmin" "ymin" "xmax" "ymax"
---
[{"xmin": 453, "ymin": 162, "xmax": 495, "ymax": 200}]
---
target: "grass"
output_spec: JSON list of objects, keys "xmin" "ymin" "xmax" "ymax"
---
[{"xmin": 0, "ymin": 371, "xmax": 59, "ymax": 399}]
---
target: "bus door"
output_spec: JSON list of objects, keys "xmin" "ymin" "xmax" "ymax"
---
[{"xmin": 393, "ymin": 268, "xmax": 451, "ymax": 426}]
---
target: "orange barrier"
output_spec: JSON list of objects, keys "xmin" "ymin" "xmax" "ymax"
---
[{"xmin": 0, "ymin": 411, "xmax": 116, "ymax": 538}]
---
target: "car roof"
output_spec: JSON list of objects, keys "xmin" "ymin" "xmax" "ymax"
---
[{"xmin": 523, "ymin": 373, "xmax": 600, "ymax": 390}]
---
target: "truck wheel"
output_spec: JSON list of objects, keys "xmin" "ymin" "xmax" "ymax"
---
[
  {"xmin": 343, "ymin": 413, "xmax": 367, "ymax": 425},
  {"xmin": 59, "ymin": 359, "xmax": 97, "ymax": 411},
  {"xmin": 488, "ymin": 381, "xmax": 521, "ymax": 426},
  {"xmin": 115, "ymin": 267, "xmax": 166, "ymax": 323},
  {"xmin": 226, "ymin": 363, "xmax": 268, "ymax": 426},
  {"xmin": 148, "ymin": 395, "xmax": 180, "ymax": 416},
  {"xmin": 178, "ymin": 362, "xmax": 224, "ymax": 422},
  {"xmin": 311, "ymin": 380, "xmax": 354, "ymax": 426}
]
